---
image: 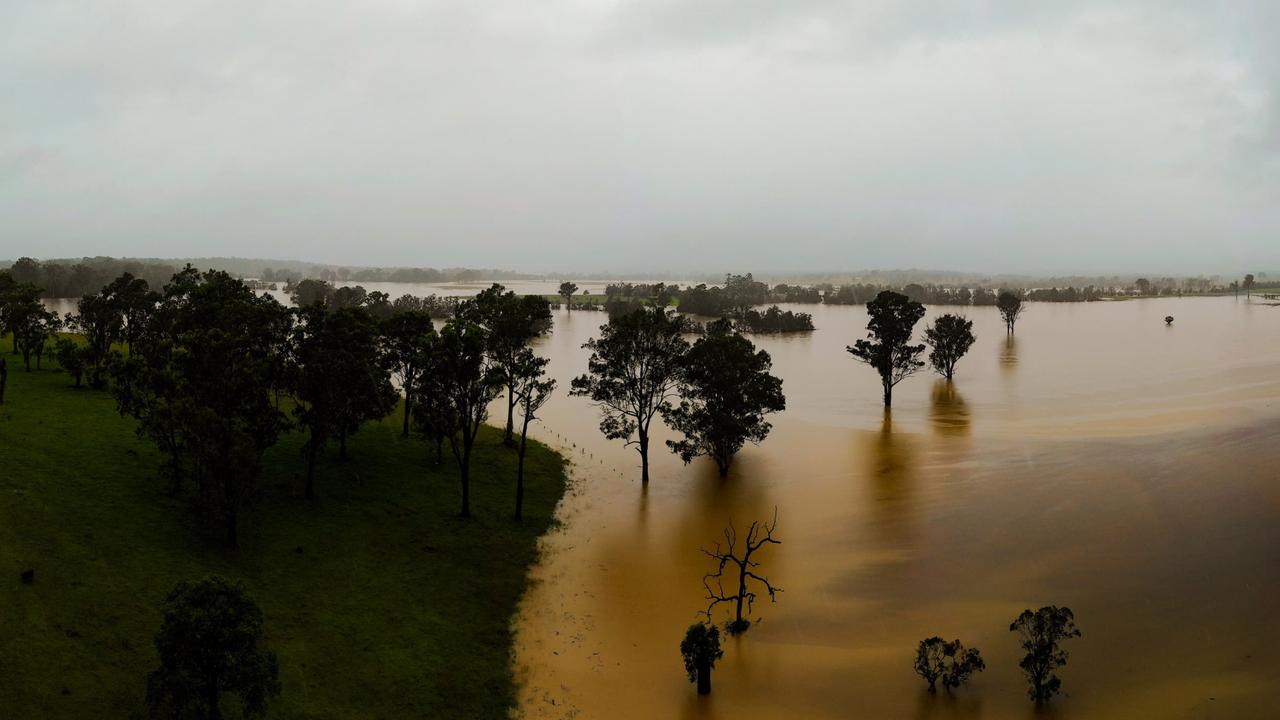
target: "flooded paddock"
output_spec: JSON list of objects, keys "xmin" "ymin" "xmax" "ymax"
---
[{"xmin": 514, "ymin": 296, "xmax": 1280, "ymax": 720}]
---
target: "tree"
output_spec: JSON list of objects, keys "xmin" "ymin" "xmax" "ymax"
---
[
  {"xmin": 433, "ymin": 318, "xmax": 504, "ymax": 517},
  {"xmin": 996, "ymin": 291, "xmax": 1024, "ymax": 334},
  {"xmin": 146, "ymin": 576, "xmax": 281, "ymax": 720},
  {"xmin": 463, "ymin": 285, "xmax": 552, "ymax": 446},
  {"xmin": 923, "ymin": 314, "xmax": 976, "ymax": 381},
  {"xmin": 571, "ymin": 307, "xmax": 691, "ymax": 484},
  {"xmin": 558, "ymin": 281, "xmax": 579, "ymax": 313},
  {"xmin": 665, "ymin": 319, "xmax": 785, "ymax": 477},
  {"xmin": 103, "ymin": 272, "xmax": 160, "ymax": 353},
  {"xmin": 1243, "ymin": 273, "xmax": 1255, "ymax": 297},
  {"xmin": 111, "ymin": 270, "xmax": 289, "ymax": 548},
  {"xmin": 680, "ymin": 623, "xmax": 724, "ymax": 696},
  {"xmin": 509, "ymin": 348, "xmax": 555, "ymax": 520},
  {"xmin": 10, "ymin": 294, "xmax": 60, "ymax": 371},
  {"xmin": 701, "ymin": 510, "xmax": 782, "ymax": 635},
  {"xmin": 1010, "ymin": 605, "xmax": 1082, "ymax": 703},
  {"xmin": 1165, "ymin": 315, "xmax": 1174, "ymax": 326},
  {"xmin": 380, "ymin": 310, "xmax": 436, "ymax": 436},
  {"xmin": 0, "ymin": 279, "xmax": 42, "ymax": 355},
  {"xmin": 292, "ymin": 306, "xmax": 397, "ymax": 499},
  {"xmin": 1134, "ymin": 277, "xmax": 1152, "ymax": 295},
  {"xmin": 914, "ymin": 637, "xmax": 985, "ymax": 693},
  {"xmin": 66, "ymin": 291, "xmax": 123, "ymax": 388},
  {"xmin": 54, "ymin": 338, "xmax": 88, "ymax": 387},
  {"xmin": 847, "ymin": 290, "xmax": 926, "ymax": 407}
]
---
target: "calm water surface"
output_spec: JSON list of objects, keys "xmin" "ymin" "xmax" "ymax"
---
[{"xmin": 514, "ymin": 296, "xmax": 1280, "ymax": 720}]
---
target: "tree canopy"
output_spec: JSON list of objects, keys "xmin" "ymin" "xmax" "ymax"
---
[
  {"xmin": 847, "ymin": 290, "xmax": 926, "ymax": 407},
  {"xmin": 923, "ymin": 314, "xmax": 976, "ymax": 381}
]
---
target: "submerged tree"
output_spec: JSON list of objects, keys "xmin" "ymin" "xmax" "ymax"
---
[
  {"xmin": 914, "ymin": 637, "xmax": 985, "ymax": 693},
  {"xmin": 509, "ymin": 348, "xmax": 555, "ymax": 520},
  {"xmin": 571, "ymin": 307, "xmax": 691, "ymax": 484},
  {"xmin": 680, "ymin": 623, "xmax": 724, "ymax": 696},
  {"xmin": 146, "ymin": 576, "xmax": 281, "ymax": 720},
  {"xmin": 923, "ymin": 314, "xmax": 976, "ymax": 381},
  {"xmin": 463, "ymin": 285, "xmax": 552, "ymax": 446},
  {"xmin": 1010, "ymin": 605, "xmax": 1082, "ymax": 703},
  {"xmin": 558, "ymin": 281, "xmax": 579, "ymax": 313},
  {"xmin": 847, "ymin": 290, "xmax": 926, "ymax": 407},
  {"xmin": 666, "ymin": 319, "xmax": 785, "ymax": 477},
  {"xmin": 701, "ymin": 510, "xmax": 782, "ymax": 635},
  {"xmin": 996, "ymin": 291, "xmax": 1025, "ymax": 334}
]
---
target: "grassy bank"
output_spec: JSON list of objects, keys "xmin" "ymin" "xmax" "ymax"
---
[{"xmin": 0, "ymin": 344, "xmax": 567, "ymax": 718}]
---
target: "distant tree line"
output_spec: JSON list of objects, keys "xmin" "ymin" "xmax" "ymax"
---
[{"xmin": 4, "ymin": 256, "xmax": 175, "ymax": 299}]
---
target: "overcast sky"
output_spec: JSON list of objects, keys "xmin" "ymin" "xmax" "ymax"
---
[{"xmin": 3, "ymin": 1, "xmax": 1278, "ymax": 275}]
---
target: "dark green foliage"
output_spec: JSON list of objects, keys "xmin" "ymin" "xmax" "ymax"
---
[
  {"xmin": 461, "ymin": 284, "xmax": 552, "ymax": 446},
  {"xmin": 292, "ymin": 306, "xmax": 398, "ymax": 499},
  {"xmin": 146, "ymin": 576, "xmax": 280, "ymax": 720},
  {"xmin": 1010, "ymin": 605, "xmax": 1082, "ymax": 703},
  {"xmin": 380, "ymin": 309, "xmax": 436, "ymax": 436},
  {"xmin": 923, "ymin": 314, "xmax": 976, "ymax": 381},
  {"xmin": 680, "ymin": 623, "xmax": 724, "ymax": 695},
  {"xmin": 431, "ymin": 317, "xmax": 505, "ymax": 517},
  {"xmin": 997, "ymin": 291, "xmax": 1025, "ymax": 334},
  {"xmin": 666, "ymin": 319, "xmax": 785, "ymax": 477},
  {"xmin": 913, "ymin": 637, "xmax": 985, "ymax": 693},
  {"xmin": 102, "ymin": 272, "xmax": 160, "ymax": 352},
  {"xmin": 558, "ymin": 281, "xmax": 579, "ymax": 312},
  {"xmin": 67, "ymin": 291, "xmax": 123, "ymax": 388},
  {"xmin": 111, "ymin": 269, "xmax": 290, "ymax": 548},
  {"xmin": 509, "ymin": 348, "xmax": 555, "ymax": 520},
  {"xmin": 53, "ymin": 338, "xmax": 88, "ymax": 387},
  {"xmin": 571, "ymin": 307, "xmax": 692, "ymax": 484},
  {"xmin": 847, "ymin": 290, "xmax": 926, "ymax": 407},
  {"xmin": 10, "ymin": 294, "xmax": 60, "ymax": 371},
  {"xmin": 736, "ymin": 305, "xmax": 814, "ymax": 333}
]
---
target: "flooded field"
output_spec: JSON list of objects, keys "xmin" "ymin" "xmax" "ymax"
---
[{"xmin": 513, "ymin": 296, "xmax": 1280, "ymax": 719}]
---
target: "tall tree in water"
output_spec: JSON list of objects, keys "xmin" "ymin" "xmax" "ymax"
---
[
  {"xmin": 665, "ymin": 319, "xmax": 785, "ymax": 477},
  {"xmin": 1010, "ymin": 605, "xmax": 1082, "ymax": 703},
  {"xmin": 700, "ymin": 510, "xmax": 782, "ymax": 635},
  {"xmin": 434, "ymin": 317, "xmax": 504, "ymax": 517},
  {"xmin": 292, "ymin": 305, "xmax": 397, "ymax": 499},
  {"xmin": 509, "ymin": 348, "xmax": 555, "ymax": 520},
  {"xmin": 1243, "ymin": 273, "xmax": 1256, "ymax": 297},
  {"xmin": 996, "ymin": 291, "xmax": 1025, "ymax": 334},
  {"xmin": 111, "ymin": 269, "xmax": 289, "ymax": 548},
  {"xmin": 680, "ymin": 624, "xmax": 724, "ymax": 696},
  {"xmin": 558, "ymin": 281, "xmax": 579, "ymax": 313},
  {"xmin": 847, "ymin": 290, "xmax": 926, "ymax": 407},
  {"xmin": 923, "ymin": 314, "xmax": 976, "ymax": 381},
  {"xmin": 380, "ymin": 309, "xmax": 436, "ymax": 437},
  {"xmin": 463, "ymin": 285, "xmax": 552, "ymax": 446},
  {"xmin": 146, "ymin": 576, "xmax": 281, "ymax": 720},
  {"xmin": 571, "ymin": 307, "xmax": 691, "ymax": 484}
]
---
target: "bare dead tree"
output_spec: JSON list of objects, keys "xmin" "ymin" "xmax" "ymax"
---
[{"xmin": 700, "ymin": 509, "xmax": 782, "ymax": 635}]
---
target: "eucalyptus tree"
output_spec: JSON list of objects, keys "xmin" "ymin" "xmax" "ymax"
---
[
  {"xmin": 923, "ymin": 314, "xmax": 976, "ymax": 381},
  {"xmin": 509, "ymin": 348, "xmax": 555, "ymax": 520},
  {"xmin": 292, "ymin": 305, "xmax": 397, "ymax": 499},
  {"xmin": 666, "ymin": 319, "xmax": 785, "ymax": 477},
  {"xmin": 847, "ymin": 290, "xmax": 926, "ymax": 408},
  {"xmin": 66, "ymin": 291, "xmax": 123, "ymax": 388},
  {"xmin": 463, "ymin": 284, "xmax": 552, "ymax": 446},
  {"xmin": 700, "ymin": 510, "xmax": 782, "ymax": 635},
  {"xmin": 7, "ymin": 291, "xmax": 59, "ymax": 371},
  {"xmin": 680, "ymin": 624, "xmax": 724, "ymax": 696},
  {"xmin": 433, "ymin": 317, "xmax": 504, "ymax": 518},
  {"xmin": 558, "ymin": 281, "xmax": 579, "ymax": 313},
  {"xmin": 571, "ymin": 306, "xmax": 692, "ymax": 484},
  {"xmin": 380, "ymin": 309, "xmax": 436, "ymax": 436},
  {"xmin": 103, "ymin": 272, "xmax": 160, "ymax": 354},
  {"xmin": 997, "ymin": 291, "xmax": 1025, "ymax": 334},
  {"xmin": 1010, "ymin": 605, "xmax": 1082, "ymax": 703},
  {"xmin": 914, "ymin": 637, "xmax": 985, "ymax": 693}
]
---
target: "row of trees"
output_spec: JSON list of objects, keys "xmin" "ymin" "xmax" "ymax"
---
[{"xmin": 10, "ymin": 266, "xmax": 560, "ymax": 547}]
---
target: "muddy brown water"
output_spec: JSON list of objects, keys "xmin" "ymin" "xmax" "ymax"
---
[{"xmin": 513, "ymin": 296, "xmax": 1280, "ymax": 720}]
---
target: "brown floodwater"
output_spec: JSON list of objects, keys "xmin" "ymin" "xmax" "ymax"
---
[{"xmin": 512, "ymin": 296, "xmax": 1280, "ymax": 720}]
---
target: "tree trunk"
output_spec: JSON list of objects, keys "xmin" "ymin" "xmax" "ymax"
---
[
  {"xmin": 882, "ymin": 382, "xmax": 892, "ymax": 408},
  {"xmin": 515, "ymin": 418, "xmax": 529, "ymax": 521},
  {"xmin": 696, "ymin": 661, "xmax": 711, "ymax": 695},
  {"xmin": 503, "ymin": 387, "xmax": 516, "ymax": 446},
  {"xmin": 402, "ymin": 397, "xmax": 411, "ymax": 437},
  {"xmin": 639, "ymin": 431, "xmax": 650, "ymax": 484}
]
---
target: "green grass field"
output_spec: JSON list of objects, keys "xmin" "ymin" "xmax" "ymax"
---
[{"xmin": 0, "ymin": 342, "xmax": 567, "ymax": 718}]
